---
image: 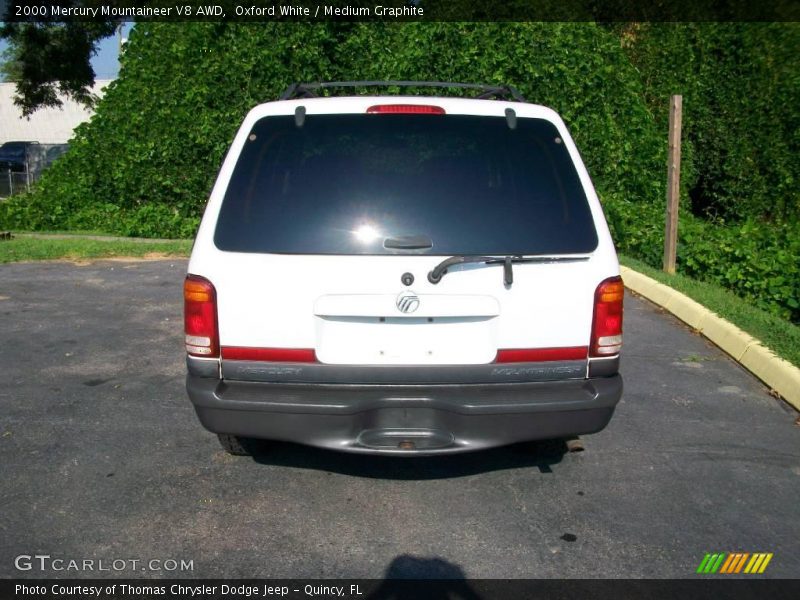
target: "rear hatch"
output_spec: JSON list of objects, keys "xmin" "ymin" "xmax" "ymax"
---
[{"xmin": 190, "ymin": 98, "xmax": 617, "ymax": 376}]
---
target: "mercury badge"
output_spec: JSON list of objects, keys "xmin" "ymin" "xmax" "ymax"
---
[{"xmin": 396, "ymin": 291, "xmax": 420, "ymax": 314}]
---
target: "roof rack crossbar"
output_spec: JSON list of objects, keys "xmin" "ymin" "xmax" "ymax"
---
[{"xmin": 279, "ymin": 81, "xmax": 527, "ymax": 102}]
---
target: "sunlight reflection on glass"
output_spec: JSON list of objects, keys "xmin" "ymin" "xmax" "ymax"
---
[{"xmin": 353, "ymin": 224, "xmax": 381, "ymax": 244}]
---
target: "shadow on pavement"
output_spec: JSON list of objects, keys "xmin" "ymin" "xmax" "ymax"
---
[
  {"xmin": 367, "ymin": 555, "xmax": 483, "ymax": 599},
  {"xmin": 249, "ymin": 439, "xmax": 571, "ymax": 480}
]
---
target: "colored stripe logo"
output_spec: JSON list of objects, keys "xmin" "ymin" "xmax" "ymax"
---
[{"xmin": 697, "ymin": 552, "xmax": 773, "ymax": 574}]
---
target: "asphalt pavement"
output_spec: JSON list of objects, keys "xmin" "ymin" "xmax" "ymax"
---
[{"xmin": 1, "ymin": 259, "xmax": 798, "ymax": 579}]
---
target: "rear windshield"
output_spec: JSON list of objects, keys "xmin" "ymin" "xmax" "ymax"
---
[
  {"xmin": 0, "ymin": 144, "xmax": 26, "ymax": 159},
  {"xmin": 214, "ymin": 113, "xmax": 598, "ymax": 255}
]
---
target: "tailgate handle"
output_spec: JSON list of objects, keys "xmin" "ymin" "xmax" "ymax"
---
[{"xmin": 383, "ymin": 235, "xmax": 433, "ymax": 250}]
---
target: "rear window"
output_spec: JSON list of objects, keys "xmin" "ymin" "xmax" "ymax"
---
[
  {"xmin": 214, "ymin": 113, "xmax": 598, "ymax": 255},
  {"xmin": 0, "ymin": 144, "xmax": 26, "ymax": 160}
]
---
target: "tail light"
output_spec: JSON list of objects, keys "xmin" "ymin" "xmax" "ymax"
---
[
  {"xmin": 366, "ymin": 104, "xmax": 445, "ymax": 115},
  {"xmin": 221, "ymin": 347, "xmax": 316, "ymax": 362},
  {"xmin": 184, "ymin": 275, "xmax": 219, "ymax": 357},
  {"xmin": 590, "ymin": 276, "xmax": 624, "ymax": 357},
  {"xmin": 496, "ymin": 347, "xmax": 588, "ymax": 363}
]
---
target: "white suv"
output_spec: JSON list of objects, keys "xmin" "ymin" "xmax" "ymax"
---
[{"xmin": 184, "ymin": 82, "xmax": 623, "ymax": 455}]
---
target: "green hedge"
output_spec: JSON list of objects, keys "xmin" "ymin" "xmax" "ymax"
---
[
  {"xmin": 605, "ymin": 196, "xmax": 800, "ymax": 322},
  {"xmin": 614, "ymin": 23, "xmax": 800, "ymax": 223}
]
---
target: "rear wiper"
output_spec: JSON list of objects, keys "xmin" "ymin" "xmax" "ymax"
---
[{"xmin": 427, "ymin": 255, "xmax": 590, "ymax": 286}]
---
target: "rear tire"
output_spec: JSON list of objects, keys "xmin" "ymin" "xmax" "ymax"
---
[{"xmin": 217, "ymin": 433, "xmax": 254, "ymax": 456}]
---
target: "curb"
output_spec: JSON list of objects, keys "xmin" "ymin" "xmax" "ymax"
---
[{"xmin": 620, "ymin": 266, "xmax": 800, "ymax": 412}]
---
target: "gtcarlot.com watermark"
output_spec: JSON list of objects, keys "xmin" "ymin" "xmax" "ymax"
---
[{"xmin": 14, "ymin": 554, "xmax": 194, "ymax": 573}]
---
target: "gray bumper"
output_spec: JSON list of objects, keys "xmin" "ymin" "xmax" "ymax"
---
[{"xmin": 186, "ymin": 372, "xmax": 623, "ymax": 455}]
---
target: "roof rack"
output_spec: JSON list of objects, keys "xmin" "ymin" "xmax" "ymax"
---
[{"xmin": 279, "ymin": 81, "xmax": 527, "ymax": 102}]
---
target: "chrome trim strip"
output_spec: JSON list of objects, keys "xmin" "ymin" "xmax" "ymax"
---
[
  {"xmin": 221, "ymin": 360, "xmax": 588, "ymax": 384},
  {"xmin": 186, "ymin": 355, "xmax": 221, "ymax": 379},
  {"xmin": 588, "ymin": 355, "xmax": 620, "ymax": 378}
]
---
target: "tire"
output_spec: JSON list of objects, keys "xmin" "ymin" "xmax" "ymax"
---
[{"xmin": 217, "ymin": 433, "xmax": 254, "ymax": 456}]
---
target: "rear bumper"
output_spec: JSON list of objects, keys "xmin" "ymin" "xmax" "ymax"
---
[{"xmin": 186, "ymin": 372, "xmax": 623, "ymax": 455}]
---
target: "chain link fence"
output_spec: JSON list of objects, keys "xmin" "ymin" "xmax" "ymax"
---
[{"xmin": 0, "ymin": 143, "xmax": 69, "ymax": 198}]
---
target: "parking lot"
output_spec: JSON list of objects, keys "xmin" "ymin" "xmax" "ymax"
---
[{"xmin": 1, "ymin": 259, "xmax": 799, "ymax": 578}]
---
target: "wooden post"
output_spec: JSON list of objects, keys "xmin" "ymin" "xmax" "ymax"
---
[{"xmin": 663, "ymin": 95, "xmax": 682, "ymax": 274}]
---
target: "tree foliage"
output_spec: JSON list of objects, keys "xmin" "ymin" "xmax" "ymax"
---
[{"xmin": 0, "ymin": 20, "xmax": 117, "ymax": 115}]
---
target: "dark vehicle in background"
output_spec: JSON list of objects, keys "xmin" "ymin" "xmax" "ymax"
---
[
  {"xmin": 0, "ymin": 141, "xmax": 69, "ymax": 198},
  {"xmin": 44, "ymin": 144, "xmax": 69, "ymax": 165},
  {"xmin": 0, "ymin": 141, "xmax": 39, "ymax": 172}
]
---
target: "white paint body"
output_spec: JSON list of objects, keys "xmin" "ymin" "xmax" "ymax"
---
[{"xmin": 188, "ymin": 96, "xmax": 620, "ymax": 366}]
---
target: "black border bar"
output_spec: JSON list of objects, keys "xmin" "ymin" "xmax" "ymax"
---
[
  {"xmin": 4, "ymin": 579, "xmax": 800, "ymax": 600},
  {"xmin": 4, "ymin": 0, "xmax": 800, "ymax": 22}
]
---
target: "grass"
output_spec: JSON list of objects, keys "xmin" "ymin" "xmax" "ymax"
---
[
  {"xmin": 620, "ymin": 254, "xmax": 800, "ymax": 369},
  {"xmin": 10, "ymin": 228, "xmax": 115, "ymax": 237},
  {"xmin": 0, "ymin": 234, "xmax": 191, "ymax": 263}
]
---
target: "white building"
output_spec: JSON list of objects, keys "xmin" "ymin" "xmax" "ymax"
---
[{"xmin": 0, "ymin": 79, "xmax": 111, "ymax": 144}]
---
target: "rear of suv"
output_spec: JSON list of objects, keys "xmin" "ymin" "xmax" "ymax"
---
[{"xmin": 185, "ymin": 82, "xmax": 623, "ymax": 455}]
